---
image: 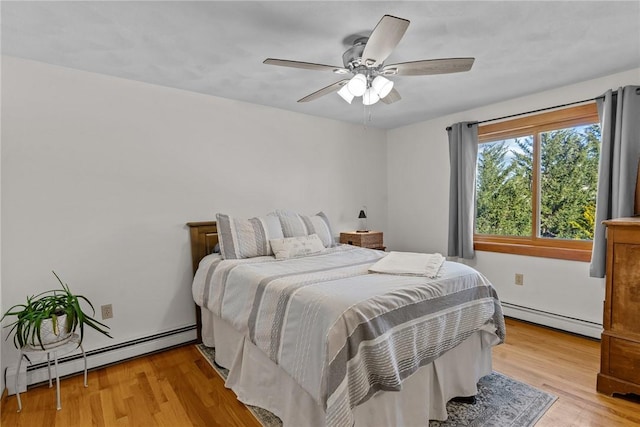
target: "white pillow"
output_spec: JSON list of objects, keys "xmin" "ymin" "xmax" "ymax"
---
[
  {"xmin": 216, "ymin": 213, "xmax": 284, "ymax": 259},
  {"xmin": 269, "ymin": 234, "xmax": 325, "ymax": 260}
]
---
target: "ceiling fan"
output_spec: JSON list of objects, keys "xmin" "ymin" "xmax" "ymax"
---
[{"xmin": 264, "ymin": 15, "xmax": 475, "ymax": 106}]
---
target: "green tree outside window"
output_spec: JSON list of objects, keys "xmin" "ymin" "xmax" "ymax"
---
[{"xmin": 476, "ymin": 124, "xmax": 600, "ymax": 241}]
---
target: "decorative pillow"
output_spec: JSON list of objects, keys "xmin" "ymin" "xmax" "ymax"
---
[
  {"xmin": 270, "ymin": 210, "xmax": 336, "ymax": 248},
  {"xmin": 216, "ymin": 213, "xmax": 284, "ymax": 259},
  {"xmin": 269, "ymin": 234, "xmax": 325, "ymax": 260}
]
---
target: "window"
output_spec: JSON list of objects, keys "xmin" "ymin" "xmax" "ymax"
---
[{"xmin": 474, "ymin": 103, "xmax": 600, "ymax": 261}]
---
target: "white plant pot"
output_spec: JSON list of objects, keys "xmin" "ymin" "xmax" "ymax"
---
[{"xmin": 30, "ymin": 314, "xmax": 73, "ymax": 349}]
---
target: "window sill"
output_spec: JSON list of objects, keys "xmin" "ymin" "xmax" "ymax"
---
[{"xmin": 474, "ymin": 241, "xmax": 592, "ymax": 262}]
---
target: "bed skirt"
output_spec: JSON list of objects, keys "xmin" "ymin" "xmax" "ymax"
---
[{"xmin": 201, "ymin": 308, "xmax": 499, "ymax": 427}]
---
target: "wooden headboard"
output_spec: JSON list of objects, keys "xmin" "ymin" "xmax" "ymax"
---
[
  {"xmin": 187, "ymin": 221, "xmax": 219, "ymax": 274},
  {"xmin": 186, "ymin": 221, "xmax": 218, "ymax": 343}
]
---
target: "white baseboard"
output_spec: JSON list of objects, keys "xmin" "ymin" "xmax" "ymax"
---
[
  {"xmin": 502, "ymin": 302, "xmax": 602, "ymax": 339},
  {"xmin": 5, "ymin": 325, "xmax": 197, "ymax": 396}
]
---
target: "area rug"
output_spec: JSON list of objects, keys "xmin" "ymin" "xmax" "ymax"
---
[{"xmin": 196, "ymin": 344, "xmax": 556, "ymax": 427}]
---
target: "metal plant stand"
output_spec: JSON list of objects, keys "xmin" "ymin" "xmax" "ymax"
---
[{"xmin": 15, "ymin": 333, "xmax": 87, "ymax": 411}]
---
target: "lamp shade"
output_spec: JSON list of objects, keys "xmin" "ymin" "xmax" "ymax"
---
[
  {"xmin": 347, "ymin": 74, "xmax": 367, "ymax": 97},
  {"xmin": 362, "ymin": 87, "xmax": 380, "ymax": 106},
  {"xmin": 337, "ymin": 85, "xmax": 354, "ymax": 104},
  {"xmin": 357, "ymin": 209, "xmax": 368, "ymax": 232},
  {"xmin": 372, "ymin": 76, "xmax": 394, "ymax": 99}
]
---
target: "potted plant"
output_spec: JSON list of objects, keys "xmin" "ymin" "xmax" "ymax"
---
[{"xmin": 1, "ymin": 271, "xmax": 112, "ymax": 350}]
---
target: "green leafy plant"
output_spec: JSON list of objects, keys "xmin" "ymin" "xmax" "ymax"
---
[{"xmin": 1, "ymin": 271, "xmax": 112, "ymax": 350}]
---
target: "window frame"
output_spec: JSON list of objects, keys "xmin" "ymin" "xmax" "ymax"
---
[{"xmin": 474, "ymin": 103, "xmax": 600, "ymax": 262}]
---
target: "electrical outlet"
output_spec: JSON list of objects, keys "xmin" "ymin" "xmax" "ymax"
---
[
  {"xmin": 515, "ymin": 273, "xmax": 524, "ymax": 286},
  {"xmin": 101, "ymin": 304, "xmax": 113, "ymax": 320}
]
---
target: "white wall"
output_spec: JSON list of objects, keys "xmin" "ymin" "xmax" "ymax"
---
[
  {"xmin": 0, "ymin": 56, "xmax": 387, "ymax": 374},
  {"xmin": 387, "ymin": 68, "xmax": 640, "ymax": 337},
  {"xmin": 0, "ymin": 51, "xmax": 3, "ymax": 391}
]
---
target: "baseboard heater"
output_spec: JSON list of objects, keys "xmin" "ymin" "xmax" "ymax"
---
[
  {"xmin": 6, "ymin": 324, "xmax": 197, "ymax": 395},
  {"xmin": 501, "ymin": 301, "xmax": 602, "ymax": 339}
]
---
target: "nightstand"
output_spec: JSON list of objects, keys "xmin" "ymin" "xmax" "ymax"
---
[{"xmin": 340, "ymin": 231, "xmax": 385, "ymax": 251}]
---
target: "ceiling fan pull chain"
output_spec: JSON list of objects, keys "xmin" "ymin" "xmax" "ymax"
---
[
  {"xmin": 361, "ymin": 104, "xmax": 374, "ymax": 129},
  {"xmin": 362, "ymin": 104, "xmax": 369, "ymax": 130}
]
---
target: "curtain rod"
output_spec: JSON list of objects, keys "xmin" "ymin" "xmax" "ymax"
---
[{"xmin": 445, "ymin": 93, "xmax": 611, "ymax": 131}]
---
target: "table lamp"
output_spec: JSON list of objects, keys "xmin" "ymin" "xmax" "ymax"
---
[{"xmin": 357, "ymin": 209, "xmax": 368, "ymax": 232}]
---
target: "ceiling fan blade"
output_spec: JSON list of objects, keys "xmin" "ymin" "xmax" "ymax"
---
[
  {"xmin": 361, "ymin": 15, "xmax": 410, "ymax": 67},
  {"xmin": 297, "ymin": 80, "xmax": 349, "ymax": 103},
  {"xmin": 383, "ymin": 58, "xmax": 475, "ymax": 76},
  {"xmin": 264, "ymin": 58, "xmax": 349, "ymax": 74},
  {"xmin": 380, "ymin": 88, "xmax": 401, "ymax": 104}
]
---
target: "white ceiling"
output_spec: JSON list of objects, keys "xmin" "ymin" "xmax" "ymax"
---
[{"xmin": 2, "ymin": 1, "xmax": 640, "ymax": 129}]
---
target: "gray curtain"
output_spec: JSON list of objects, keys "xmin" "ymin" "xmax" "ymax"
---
[
  {"xmin": 447, "ymin": 122, "xmax": 479, "ymax": 259},
  {"xmin": 590, "ymin": 86, "xmax": 640, "ymax": 278}
]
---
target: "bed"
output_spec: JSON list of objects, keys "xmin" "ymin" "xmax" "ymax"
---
[{"xmin": 187, "ymin": 220, "xmax": 505, "ymax": 427}]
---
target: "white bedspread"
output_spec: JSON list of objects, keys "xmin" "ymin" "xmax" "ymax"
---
[{"xmin": 192, "ymin": 245, "xmax": 505, "ymax": 427}]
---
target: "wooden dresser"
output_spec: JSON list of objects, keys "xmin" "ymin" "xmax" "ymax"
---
[{"xmin": 597, "ymin": 217, "xmax": 640, "ymax": 396}]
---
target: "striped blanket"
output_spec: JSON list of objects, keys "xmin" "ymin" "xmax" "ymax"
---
[{"xmin": 192, "ymin": 245, "xmax": 505, "ymax": 427}]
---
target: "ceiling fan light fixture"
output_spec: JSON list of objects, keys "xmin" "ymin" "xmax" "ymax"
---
[
  {"xmin": 372, "ymin": 76, "xmax": 394, "ymax": 98},
  {"xmin": 264, "ymin": 15, "xmax": 475, "ymax": 107},
  {"xmin": 337, "ymin": 85, "xmax": 354, "ymax": 104},
  {"xmin": 362, "ymin": 87, "xmax": 380, "ymax": 106},
  {"xmin": 347, "ymin": 74, "xmax": 367, "ymax": 97}
]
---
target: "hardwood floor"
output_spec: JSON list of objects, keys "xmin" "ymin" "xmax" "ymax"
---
[
  {"xmin": 0, "ymin": 345, "xmax": 261, "ymax": 427},
  {"xmin": 1, "ymin": 318, "xmax": 639, "ymax": 426},
  {"xmin": 493, "ymin": 319, "xmax": 640, "ymax": 427}
]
